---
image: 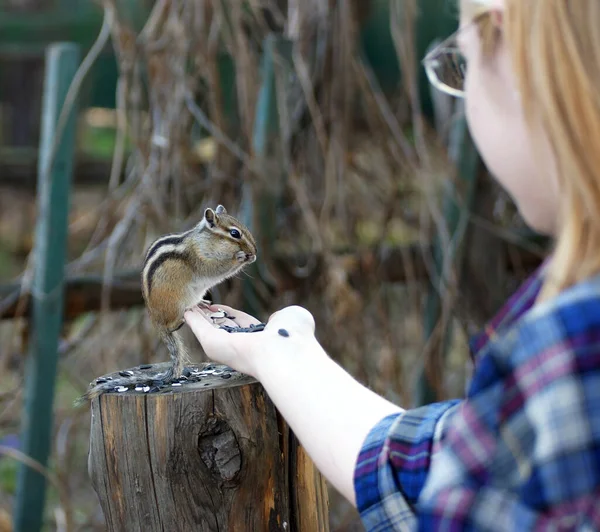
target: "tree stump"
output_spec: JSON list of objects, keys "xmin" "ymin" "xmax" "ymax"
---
[{"xmin": 88, "ymin": 362, "xmax": 330, "ymax": 532}]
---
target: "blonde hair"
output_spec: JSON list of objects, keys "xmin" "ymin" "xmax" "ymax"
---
[{"xmin": 463, "ymin": 0, "xmax": 600, "ymax": 301}]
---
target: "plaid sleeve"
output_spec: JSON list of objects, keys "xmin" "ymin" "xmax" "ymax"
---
[
  {"xmin": 414, "ymin": 288, "xmax": 600, "ymax": 530},
  {"xmin": 355, "ymin": 277, "xmax": 600, "ymax": 531},
  {"xmin": 353, "ymin": 400, "xmax": 461, "ymax": 530}
]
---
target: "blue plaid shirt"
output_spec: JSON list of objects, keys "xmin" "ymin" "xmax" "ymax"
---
[{"xmin": 354, "ymin": 265, "xmax": 600, "ymax": 530}]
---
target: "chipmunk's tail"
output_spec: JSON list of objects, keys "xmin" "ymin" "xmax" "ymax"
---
[
  {"xmin": 74, "ymin": 330, "xmax": 190, "ymax": 406},
  {"xmin": 74, "ymin": 377, "xmax": 135, "ymax": 406},
  {"xmin": 160, "ymin": 329, "xmax": 190, "ymax": 382}
]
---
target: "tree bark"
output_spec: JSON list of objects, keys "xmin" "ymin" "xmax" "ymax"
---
[{"xmin": 88, "ymin": 363, "xmax": 330, "ymax": 532}]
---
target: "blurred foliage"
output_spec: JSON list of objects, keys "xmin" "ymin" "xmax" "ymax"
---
[
  {"xmin": 79, "ymin": 124, "xmax": 120, "ymax": 160},
  {"xmin": 0, "ymin": 457, "xmax": 17, "ymax": 495}
]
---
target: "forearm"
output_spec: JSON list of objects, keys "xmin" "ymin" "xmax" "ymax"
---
[{"xmin": 255, "ymin": 337, "xmax": 404, "ymax": 506}]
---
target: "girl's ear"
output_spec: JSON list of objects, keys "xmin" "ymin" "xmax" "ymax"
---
[{"xmin": 204, "ymin": 208, "xmax": 216, "ymax": 227}]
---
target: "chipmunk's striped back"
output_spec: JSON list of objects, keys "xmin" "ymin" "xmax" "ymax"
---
[{"xmin": 142, "ymin": 229, "xmax": 193, "ymax": 298}]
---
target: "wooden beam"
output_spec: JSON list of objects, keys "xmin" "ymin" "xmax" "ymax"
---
[
  {"xmin": 0, "ymin": 272, "xmax": 142, "ymax": 321},
  {"xmin": 0, "ymin": 155, "xmax": 115, "ymax": 189},
  {"xmin": 88, "ymin": 362, "xmax": 330, "ymax": 532},
  {"xmin": 0, "ymin": 153, "xmax": 207, "ymax": 189},
  {"xmin": 0, "ymin": 242, "xmax": 545, "ymax": 321}
]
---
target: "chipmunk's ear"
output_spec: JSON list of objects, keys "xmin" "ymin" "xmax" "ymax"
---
[
  {"xmin": 215, "ymin": 204, "xmax": 227, "ymax": 215},
  {"xmin": 204, "ymin": 208, "xmax": 217, "ymax": 227}
]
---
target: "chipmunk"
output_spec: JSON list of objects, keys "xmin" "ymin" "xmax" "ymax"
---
[{"xmin": 80, "ymin": 204, "xmax": 257, "ymax": 402}]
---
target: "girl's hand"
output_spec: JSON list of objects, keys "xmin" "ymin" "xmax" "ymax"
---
[{"xmin": 184, "ymin": 304, "xmax": 316, "ymax": 377}]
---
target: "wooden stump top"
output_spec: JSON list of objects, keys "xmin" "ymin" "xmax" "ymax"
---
[
  {"xmin": 87, "ymin": 363, "xmax": 329, "ymax": 532},
  {"xmin": 87, "ymin": 361, "xmax": 258, "ymax": 397}
]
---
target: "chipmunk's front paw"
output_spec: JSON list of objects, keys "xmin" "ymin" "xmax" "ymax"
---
[{"xmin": 197, "ymin": 299, "xmax": 213, "ymax": 309}]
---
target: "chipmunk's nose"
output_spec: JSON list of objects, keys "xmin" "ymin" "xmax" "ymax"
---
[{"xmin": 246, "ymin": 253, "xmax": 256, "ymax": 263}]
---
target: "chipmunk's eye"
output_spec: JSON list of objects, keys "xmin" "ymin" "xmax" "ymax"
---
[{"xmin": 229, "ymin": 228, "xmax": 242, "ymax": 239}]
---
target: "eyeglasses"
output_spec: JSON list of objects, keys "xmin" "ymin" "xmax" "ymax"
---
[
  {"xmin": 421, "ymin": 12, "xmax": 492, "ymax": 99},
  {"xmin": 422, "ymin": 31, "xmax": 467, "ymax": 98}
]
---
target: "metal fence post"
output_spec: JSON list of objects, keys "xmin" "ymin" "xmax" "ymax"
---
[{"xmin": 13, "ymin": 42, "xmax": 80, "ymax": 532}]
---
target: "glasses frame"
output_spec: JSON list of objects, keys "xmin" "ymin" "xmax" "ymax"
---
[{"xmin": 421, "ymin": 12, "xmax": 492, "ymax": 99}]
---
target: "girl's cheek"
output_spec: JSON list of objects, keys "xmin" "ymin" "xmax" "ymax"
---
[{"xmin": 464, "ymin": 71, "xmax": 483, "ymax": 139}]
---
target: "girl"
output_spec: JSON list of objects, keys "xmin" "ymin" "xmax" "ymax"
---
[{"xmin": 185, "ymin": 0, "xmax": 600, "ymax": 529}]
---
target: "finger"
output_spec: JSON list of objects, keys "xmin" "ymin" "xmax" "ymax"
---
[
  {"xmin": 198, "ymin": 306, "xmax": 252, "ymax": 330},
  {"xmin": 187, "ymin": 306, "xmax": 221, "ymax": 325},
  {"xmin": 205, "ymin": 304, "xmax": 261, "ymax": 328},
  {"xmin": 185, "ymin": 308, "xmax": 260, "ymax": 342},
  {"xmin": 184, "ymin": 308, "xmax": 227, "ymax": 340},
  {"xmin": 217, "ymin": 318, "xmax": 238, "ymax": 328}
]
